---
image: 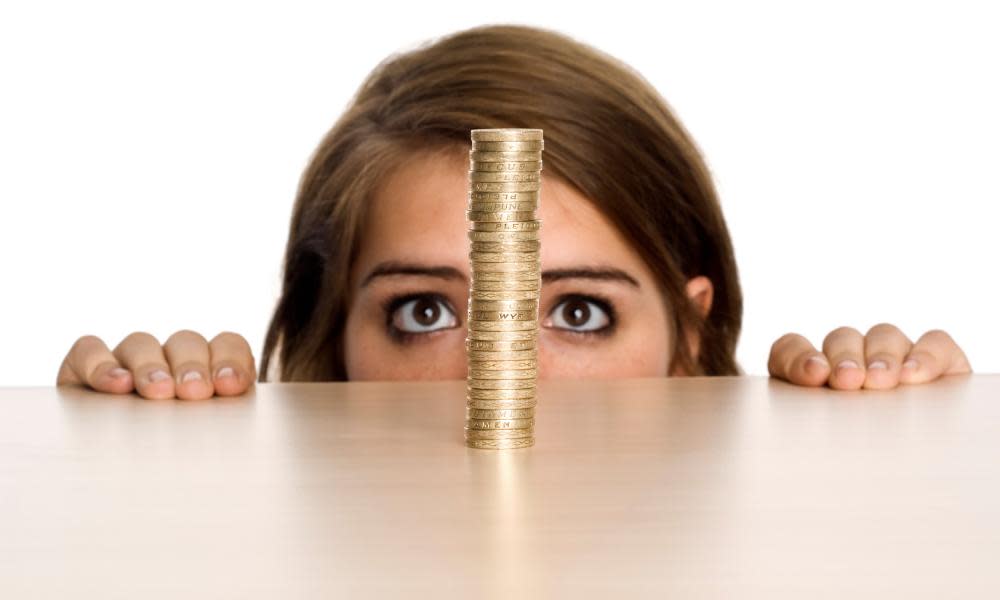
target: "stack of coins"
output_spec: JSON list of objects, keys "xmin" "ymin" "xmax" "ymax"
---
[{"xmin": 465, "ymin": 128, "xmax": 543, "ymax": 450}]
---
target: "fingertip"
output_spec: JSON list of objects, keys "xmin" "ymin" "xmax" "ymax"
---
[
  {"xmin": 86, "ymin": 363, "xmax": 133, "ymax": 394},
  {"xmin": 802, "ymin": 354, "xmax": 830, "ymax": 380},
  {"xmin": 135, "ymin": 368, "xmax": 176, "ymax": 400},
  {"xmin": 828, "ymin": 359, "xmax": 865, "ymax": 390},
  {"xmin": 862, "ymin": 357, "xmax": 901, "ymax": 390},
  {"xmin": 213, "ymin": 366, "xmax": 251, "ymax": 396},
  {"xmin": 783, "ymin": 354, "xmax": 829, "ymax": 387},
  {"xmin": 899, "ymin": 353, "xmax": 933, "ymax": 384},
  {"xmin": 97, "ymin": 366, "xmax": 135, "ymax": 394},
  {"xmin": 174, "ymin": 370, "xmax": 215, "ymax": 401}
]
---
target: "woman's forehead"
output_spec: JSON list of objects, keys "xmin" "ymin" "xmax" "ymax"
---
[{"xmin": 357, "ymin": 150, "xmax": 643, "ymax": 276}]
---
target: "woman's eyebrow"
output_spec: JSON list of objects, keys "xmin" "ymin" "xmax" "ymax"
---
[
  {"xmin": 361, "ymin": 261, "xmax": 467, "ymax": 287},
  {"xmin": 542, "ymin": 267, "xmax": 640, "ymax": 288}
]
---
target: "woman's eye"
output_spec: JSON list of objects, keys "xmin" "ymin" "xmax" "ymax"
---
[
  {"xmin": 391, "ymin": 296, "xmax": 458, "ymax": 334},
  {"xmin": 548, "ymin": 297, "xmax": 612, "ymax": 333}
]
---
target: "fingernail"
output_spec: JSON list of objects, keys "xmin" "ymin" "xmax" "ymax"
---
[
  {"xmin": 837, "ymin": 359, "xmax": 860, "ymax": 371},
  {"xmin": 148, "ymin": 369, "xmax": 170, "ymax": 383},
  {"xmin": 180, "ymin": 370, "xmax": 202, "ymax": 383},
  {"xmin": 108, "ymin": 367, "xmax": 130, "ymax": 379},
  {"xmin": 903, "ymin": 359, "xmax": 919, "ymax": 371},
  {"xmin": 868, "ymin": 360, "xmax": 888, "ymax": 370},
  {"xmin": 215, "ymin": 366, "xmax": 235, "ymax": 379},
  {"xmin": 805, "ymin": 355, "xmax": 828, "ymax": 374}
]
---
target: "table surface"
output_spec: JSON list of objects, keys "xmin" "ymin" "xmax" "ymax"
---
[{"xmin": 2, "ymin": 375, "xmax": 999, "ymax": 598}]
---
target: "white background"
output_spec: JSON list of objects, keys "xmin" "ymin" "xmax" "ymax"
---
[{"xmin": 1, "ymin": 0, "xmax": 997, "ymax": 385}]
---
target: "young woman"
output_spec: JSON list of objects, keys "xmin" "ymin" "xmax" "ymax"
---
[{"xmin": 55, "ymin": 25, "xmax": 971, "ymax": 400}]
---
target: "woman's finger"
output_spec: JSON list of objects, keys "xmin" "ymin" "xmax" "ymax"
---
[
  {"xmin": 899, "ymin": 329, "xmax": 973, "ymax": 384},
  {"xmin": 112, "ymin": 332, "xmax": 175, "ymax": 400},
  {"xmin": 208, "ymin": 331, "xmax": 257, "ymax": 396},
  {"xmin": 821, "ymin": 326, "xmax": 866, "ymax": 390},
  {"xmin": 767, "ymin": 332, "xmax": 830, "ymax": 386},
  {"xmin": 56, "ymin": 335, "xmax": 134, "ymax": 394},
  {"xmin": 163, "ymin": 330, "xmax": 215, "ymax": 400},
  {"xmin": 861, "ymin": 323, "xmax": 913, "ymax": 390}
]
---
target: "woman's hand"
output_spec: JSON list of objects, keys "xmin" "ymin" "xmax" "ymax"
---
[
  {"xmin": 56, "ymin": 330, "xmax": 257, "ymax": 399},
  {"xmin": 768, "ymin": 323, "xmax": 971, "ymax": 390}
]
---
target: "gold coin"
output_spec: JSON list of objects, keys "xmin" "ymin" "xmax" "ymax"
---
[
  {"xmin": 470, "ymin": 280, "xmax": 539, "ymax": 290},
  {"xmin": 468, "ymin": 348, "xmax": 538, "ymax": 358},
  {"xmin": 468, "ymin": 368, "xmax": 538, "ymax": 379},
  {"xmin": 466, "ymin": 338, "xmax": 537, "ymax": 351},
  {"xmin": 469, "ymin": 309, "xmax": 537, "ymax": 321},
  {"xmin": 471, "ymin": 261, "xmax": 540, "ymax": 272},
  {"xmin": 470, "ymin": 284, "xmax": 540, "ymax": 294},
  {"xmin": 466, "ymin": 210, "xmax": 537, "ymax": 223},
  {"xmin": 467, "ymin": 341, "xmax": 537, "ymax": 351},
  {"xmin": 468, "ymin": 190, "xmax": 539, "ymax": 202},
  {"xmin": 467, "ymin": 334, "xmax": 539, "ymax": 345},
  {"xmin": 467, "ymin": 387, "xmax": 537, "ymax": 400},
  {"xmin": 467, "ymin": 378, "xmax": 536, "ymax": 390},
  {"xmin": 471, "ymin": 266, "xmax": 540, "ymax": 277},
  {"xmin": 466, "ymin": 349, "xmax": 537, "ymax": 360},
  {"xmin": 469, "ymin": 181, "xmax": 541, "ymax": 192},
  {"xmin": 468, "ymin": 320, "xmax": 539, "ymax": 332},
  {"xmin": 467, "ymin": 388, "xmax": 537, "ymax": 402},
  {"xmin": 466, "ymin": 328, "xmax": 538, "ymax": 340},
  {"xmin": 469, "ymin": 290, "xmax": 539, "ymax": 301},
  {"xmin": 470, "ymin": 251, "xmax": 540, "ymax": 263},
  {"xmin": 467, "ymin": 201, "xmax": 537, "ymax": 213},
  {"xmin": 469, "ymin": 299, "xmax": 537, "ymax": 310},
  {"xmin": 470, "ymin": 151, "xmax": 542, "ymax": 162},
  {"xmin": 471, "ymin": 265, "xmax": 539, "ymax": 276},
  {"xmin": 469, "ymin": 240, "xmax": 540, "ymax": 252},
  {"xmin": 466, "ymin": 418, "xmax": 535, "ymax": 430},
  {"xmin": 468, "ymin": 360, "xmax": 537, "ymax": 371},
  {"xmin": 466, "ymin": 437, "xmax": 535, "ymax": 450},
  {"xmin": 470, "ymin": 275, "xmax": 541, "ymax": 285},
  {"xmin": 470, "ymin": 160, "xmax": 542, "ymax": 172},
  {"xmin": 471, "ymin": 140, "xmax": 544, "ymax": 152},
  {"xmin": 467, "ymin": 197, "xmax": 538, "ymax": 209},
  {"xmin": 469, "ymin": 220, "xmax": 540, "ymax": 232},
  {"xmin": 471, "ymin": 129, "xmax": 543, "ymax": 142},
  {"xmin": 466, "ymin": 401, "xmax": 537, "ymax": 412},
  {"xmin": 465, "ymin": 198, "xmax": 538, "ymax": 212},
  {"xmin": 468, "ymin": 171, "xmax": 541, "ymax": 183},
  {"xmin": 467, "ymin": 338, "xmax": 537, "ymax": 347},
  {"xmin": 467, "ymin": 407, "xmax": 535, "ymax": 420},
  {"xmin": 467, "ymin": 230, "xmax": 540, "ymax": 242},
  {"xmin": 469, "ymin": 276, "xmax": 542, "ymax": 293},
  {"xmin": 465, "ymin": 400, "xmax": 538, "ymax": 412},
  {"xmin": 465, "ymin": 428, "xmax": 535, "ymax": 440},
  {"xmin": 470, "ymin": 269, "xmax": 540, "ymax": 278}
]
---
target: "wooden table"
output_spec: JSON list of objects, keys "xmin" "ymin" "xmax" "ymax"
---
[{"xmin": 2, "ymin": 375, "xmax": 998, "ymax": 597}]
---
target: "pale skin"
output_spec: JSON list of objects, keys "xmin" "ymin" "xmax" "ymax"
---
[{"xmin": 56, "ymin": 150, "xmax": 972, "ymax": 399}]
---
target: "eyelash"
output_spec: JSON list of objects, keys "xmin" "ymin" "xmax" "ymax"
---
[
  {"xmin": 547, "ymin": 293, "xmax": 618, "ymax": 338},
  {"xmin": 382, "ymin": 292, "xmax": 459, "ymax": 344}
]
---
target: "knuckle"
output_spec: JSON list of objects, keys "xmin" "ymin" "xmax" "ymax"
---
[
  {"xmin": 866, "ymin": 322, "xmax": 901, "ymax": 338},
  {"xmin": 166, "ymin": 329, "xmax": 208, "ymax": 346},
  {"xmin": 70, "ymin": 334, "xmax": 104, "ymax": 355},
  {"xmin": 211, "ymin": 331, "xmax": 251, "ymax": 351},
  {"xmin": 823, "ymin": 326, "xmax": 862, "ymax": 349},
  {"xmin": 829, "ymin": 325, "xmax": 861, "ymax": 339},
  {"xmin": 921, "ymin": 329, "xmax": 954, "ymax": 346},
  {"xmin": 770, "ymin": 332, "xmax": 802, "ymax": 354},
  {"xmin": 120, "ymin": 331, "xmax": 159, "ymax": 347}
]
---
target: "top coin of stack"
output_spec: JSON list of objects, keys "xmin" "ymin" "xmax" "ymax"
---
[{"xmin": 466, "ymin": 128, "xmax": 543, "ymax": 450}]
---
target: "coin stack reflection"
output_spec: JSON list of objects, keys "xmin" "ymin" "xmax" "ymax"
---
[{"xmin": 465, "ymin": 128, "xmax": 543, "ymax": 449}]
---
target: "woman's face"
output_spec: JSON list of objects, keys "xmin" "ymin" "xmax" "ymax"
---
[{"xmin": 344, "ymin": 149, "xmax": 698, "ymax": 380}]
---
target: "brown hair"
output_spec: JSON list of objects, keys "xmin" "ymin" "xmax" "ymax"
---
[{"xmin": 260, "ymin": 24, "xmax": 743, "ymax": 381}]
